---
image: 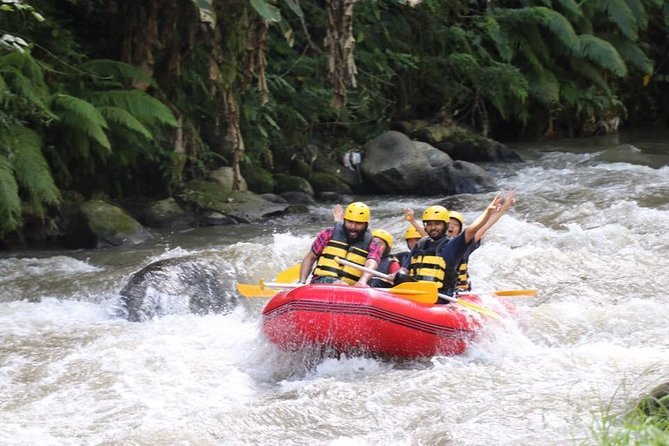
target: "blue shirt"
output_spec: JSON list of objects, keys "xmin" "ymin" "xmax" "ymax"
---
[{"xmin": 401, "ymin": 232, "xmax": 470, "ymax": 270}]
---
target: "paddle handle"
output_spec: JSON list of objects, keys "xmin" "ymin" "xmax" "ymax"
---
[
  {"xmin": 335, "ymin": 257, "xmax": 392, "ymax": 280},
  {"xmin": 261, "ymin": 281, "xmax": 302, "ymax": 290}
]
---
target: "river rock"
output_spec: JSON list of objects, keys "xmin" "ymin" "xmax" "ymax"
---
[
  {"xmin": 62, "ymin": 199, "xmax": 153, "ymax": 249},
  {"xmin": 176, "ymin": 180, "xmax": 289, "ymax": 224},
  {"xmin": 360, "ymin": 130, "xmax": 496, "ymax": 195},
  {"xmin": 118, "ymin": 255, "xmax": 239, "ymax": 322}
]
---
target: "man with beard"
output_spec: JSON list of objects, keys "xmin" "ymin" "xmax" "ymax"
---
[
  {"xmin": 395, "ymin": 194, "xmax": 506, "ymax": 302},
  {"xmin": 298, "ymin": 202, "xmax": 382, "ymax": 286}
]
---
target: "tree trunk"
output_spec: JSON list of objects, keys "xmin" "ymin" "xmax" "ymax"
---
[
  {"xmin": 325, "ymin": 0, "xmax": 358, "ymax": 108},
  {"xmin": 222, "ymin": 89, "xmax": 245, "ymax": 192},
  {"xmin": 213, "ymin": 0, "xmax": 270, "ymax": 190}
]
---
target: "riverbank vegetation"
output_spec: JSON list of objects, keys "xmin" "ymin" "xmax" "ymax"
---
[{"xmin": 1, "ymin": 0, "xmax": 669, "ymax": 242}]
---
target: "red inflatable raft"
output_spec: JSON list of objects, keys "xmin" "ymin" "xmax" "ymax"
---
[{"xmin": 261, "ymin": 284, "xmax": 492, "ymax": 358}]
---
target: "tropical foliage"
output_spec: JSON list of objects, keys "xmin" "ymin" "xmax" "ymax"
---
[{"xmin": 1, "ymin": 0, "xmax": 668, "ymax": 240}]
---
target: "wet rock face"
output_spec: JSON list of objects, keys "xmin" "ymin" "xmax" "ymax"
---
[{"xmin": 119, "ymin": 255, "xmax": 240, "ymax": 322}]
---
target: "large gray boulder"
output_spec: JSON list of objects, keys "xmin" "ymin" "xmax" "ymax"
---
[
  {"xmin": 360, "ymin": 131, "xmax": 433, "ymax": 193},
  {"xmin": 361, "ymin": 131, "xmax": 496, "ymax": 195},
  {"xmin": 118, "ymin": 255, "xmax": 240, "ymax": 322}
]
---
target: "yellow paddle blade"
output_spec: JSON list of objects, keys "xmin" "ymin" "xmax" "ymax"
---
[
  {"xmin": 274, "ymin": 264, "xmax": 301, "ymax": 283},
  {"xmin": 455, "ymin": 299, "xmax": 502, "ymax": 320},
  {"xmin": 493, "ymin": 289, "xmax": 537, "ymax": 297},
  {"xmin": 386, "ymin": 282, "xmax": 438, "ymax": 304},
  {"xmin": 235, "ymin": 283, "xmax": 278, "ymax": 298}
]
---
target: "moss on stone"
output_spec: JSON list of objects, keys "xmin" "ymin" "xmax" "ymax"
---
[
  {"xmin": 309, "ymin": 171, "xmax": 352, "ymax": 194},
  {"xmin": 273, "ymin": 173, "xmax": 314, "ymax": 196},
  {"xmin": 243, "ymin": 166, "xmax": 275, "ymax": 194},
  {"xmin": 80, "ymin": 200, "xmax": 143, "ymax": 235}
]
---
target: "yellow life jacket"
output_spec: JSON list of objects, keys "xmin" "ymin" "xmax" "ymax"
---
[
  {"xmin": 456, "ymin": 261, "xmax": 471, "ymax": 291},
  {"xmin": 456, "ymin": 241, "xmax": 479, "ymax": 292},
  {"xmin": 313, "ymin": 224, "xmax": 372, "ymax": 284},
  {"xmin": 408, "ymin": 237, "xmax": 449, "ymax": 289}
]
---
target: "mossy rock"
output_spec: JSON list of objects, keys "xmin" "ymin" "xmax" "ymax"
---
[
  {"xmin": 309, "ymin": 171, "xmax": 352, "ymax": 194},
  {"xmin": 413, "ymin": 124, "xmax": 457, "ymax": 144},
  {"xmin": 177, "ymin": 180, "xmax": 232, "ymax": 213},
  {"xmin": 243, "ymin": 166, "xmax": 275, "ymax": 194},
  {"xmin": 290, "ymin": 159, "xmax": 312, "ymax": 180},
  {"xmin": 63, "ymin": 199, "xmax": 153, "ymax": 248},
  {"xmin": 273, "ymin": 173, "xmax": 314, "ymax": 196},
  {"xmin": 177, "ymin": 180, "xmax": 289, "ymax": 223}
]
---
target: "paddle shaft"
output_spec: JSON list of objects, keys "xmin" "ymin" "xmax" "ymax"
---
[
  {"xmin": 335, "ymin": 257, "xmax": 534, "ymax": 299},
  {"xmin": 336, "ymin": 257, "xmax": 392, "ymax": 280},
  {"xmin": 336, "ymin": 257, "xmax": 494, "ymax": 307},
  {"xmin": 335, "ymin": 257, "xmax": 454, "ymax": 299}
]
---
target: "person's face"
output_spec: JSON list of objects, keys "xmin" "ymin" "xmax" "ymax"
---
[
  {"xmin": 344, "ymin": 219, "xmax": 367, "ymax": 240},
  {"xmin": 447, "ymin": 219, "xmax": 462, "ymax": 237},
  {"xmin": 424, "ymin": 220, "xmax": 446, "ymax": 239},
  {"xmin": 406, "ymin": 238, "xmax": 419, "ymax": 250},
  {"xmin": 373, "ymin": 237, "xmax": 388, "ymax": 256}
]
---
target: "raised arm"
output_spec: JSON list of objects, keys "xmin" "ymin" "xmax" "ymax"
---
[
  {"xmin": 463, "ymin": 193, "xmax": 503, "ymax": 244},
  {"xmin": 332, "ymin": 204, "xmax": 344, "ymax": 223},
  {"xmin": 404, "ymin": 207, "xmax": 428, "ymax": 237},
  {"xmin": 473, "ymin": 190, "xmax": 515, "ymax": 242}
]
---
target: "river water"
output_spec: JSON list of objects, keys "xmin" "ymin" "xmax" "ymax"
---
[{"xmin": 1, "ymin": 131, "xmax": 668, "ymax": 445}]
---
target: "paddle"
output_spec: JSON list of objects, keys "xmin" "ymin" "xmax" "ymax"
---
[
  {"xmin": 335, "ymin": 257, "xmax": 502, "ymax": 320},
  {"xmin": 274, "ymin": 263, "xmax": 301, "ymax": 283},
  {"xmin": 236, "ymin": 280, "xmax": 441, "ymax": 304},
  {"xmin": 492, "ymin": 289, "xmax": 537, "ymax": 297}
]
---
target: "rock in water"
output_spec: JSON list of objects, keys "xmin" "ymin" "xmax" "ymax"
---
[{"xmin": 119, "ymin": 255, "xmax": 239, "ymax": 322}]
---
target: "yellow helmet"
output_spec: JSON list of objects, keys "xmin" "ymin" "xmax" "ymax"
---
[
  {"xmin": 344, "ymin": 202, "xmax": 370, "ymax": 223},
  {"xmin": 449, "ymin": 211, "xmax": 465, "ymax": 228},
  {"xmin": 404, "ymin": 226, "xmax": 421, "ymax": 240},
  {"xmin": 372, "ymin": 229, "xmax": 393, "ymax": 250},
  {"xmin": 422, "ymin": 205, "xmax": 449, "ymax": 224}
]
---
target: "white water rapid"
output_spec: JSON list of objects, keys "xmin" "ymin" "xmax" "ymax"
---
[{"xmin": 1, "ymin": 132, "xmax": 668, "ymax": 445}]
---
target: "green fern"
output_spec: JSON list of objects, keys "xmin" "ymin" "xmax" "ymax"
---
[
  {"xmin": 0, "ymin": 153, "xmax": 21, "ymax": 236},
  {"xmin": 51, "ymin": 94, "xmax": 111, "ymax": 151},
  {"xmin": 607, "ymin": 35, "xmax": 653, "ymax": 74},
  {"xmin": 568, "ymin": 59, "xmax": 611, "ymax": 92},
  {"xmin": 8, "ymin": 125, "xmax": 60, "ymax": 207},
  {"xmin": 89, "ymin": 90, "xmax": 178, "ymax": 127},
  {"xmin": 552, "ymin": 0, "xmax": 585, "ymax": 25},
  {"xmin": 528, "ymin": 67, "xmax": 561, "ymax": 105},
  {"xmin": 534, "ymin": 6, "xmax": 581, "ymax": 53},
  {"xmin": 578, "ymin": 34, "xmax": 628, "ymax": 77},
  {"xmin": 79, "ymin": 59, "xmax": 158, "ymax": 88},
  {"xmin": 596, "ymin": 0, "xmax": 639, "ymax": 40},
  {"xmin": 623, "ymin": 0, "xmax": 649, "ymax": 29},
  {"xmin": 480, "ymin": 63, "xmax": 529, "ymax": 120},
  {"xmin": 98, "ymin": 106, "xmax": 153, "ymax": 140},
  {"xmin": 0, "ymin": 65, "xmax": 50, "ymax": 115}
]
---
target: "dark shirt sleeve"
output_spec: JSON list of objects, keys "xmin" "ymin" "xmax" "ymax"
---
[
  {"xmin": 401, "ymin": 244, "xmax": 417, "ymax": 269},
  {"xmin": 462, "ymin": 239, "xmax": 481, "ymax": 259}
]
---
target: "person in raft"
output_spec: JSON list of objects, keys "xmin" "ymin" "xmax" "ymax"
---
[
  {"xmin": 367, "ymin": 229, "xmax": 401, "ymax": 288},
  {"xmin": 394, "ymin": 220, "xmax": 424, "ymax": 265},
  {"xmin": 447, "ymin": 191, "xmax": 516, "ymax": 292},
  {"xmin": 392, "ymin": 193, "xmax": 509, "ymax": 302},
  {"xmin": 330, "ymin": 206, "xmax": 399, "ymax": 288},
  {"xmin": 298, "ymin": 202, "xmax": 382, "ymax": 286}
]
